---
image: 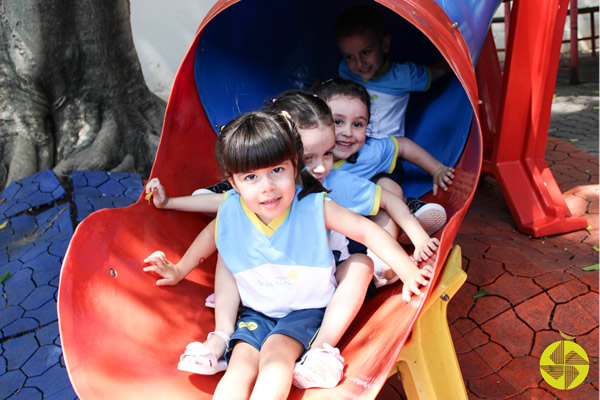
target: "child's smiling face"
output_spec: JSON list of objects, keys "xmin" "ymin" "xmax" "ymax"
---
[
  {"xmin": 337, "ymin": 29, "xmax": 390, "ymax": 81},
  {"xmin": 327, "ymin": 95, "xmax": 369, "ymax": 160},
  {"xmin": 229, "ymin": 160, "xmax": 297, "ymax": 225}
]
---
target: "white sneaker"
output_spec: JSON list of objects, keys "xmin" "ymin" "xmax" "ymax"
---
[
  {"xmin": 292, "ymin": 344, "xmax": 345, "ymax": 389},
  {"xmin": 406, "ymin": 197, "xmax": 447, "ymax": 235}
]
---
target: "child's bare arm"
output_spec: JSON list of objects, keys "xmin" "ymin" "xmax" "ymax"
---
[
  {"xmin": 214, "ymin": 254, "xmax": 240, "ymax": 338},
  {"xmin": 145, "ymin": 177, "xmax": 225, "ymax": 213},
  {"xmin": 395, "ymin": 137, "xmax": 455, "ymax": 195},
  {"xmin": 324, "ymin": 199, "xmax": 432, "ymax": 302},
  {"xmin": 143, "ymin": 219, "xmax": 217, "ymax": 285},
  {"xmin": 379, "ymin": 189, "xmax": 439, "ymax": 261}
]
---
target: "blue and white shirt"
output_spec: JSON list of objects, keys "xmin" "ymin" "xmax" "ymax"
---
[
  {"xmin": 339, "ymin": 59, "xmax": 431, "ymax": 138},
  {"xmin": 333, "ymin": 136, "xmax": 399, "ymax": 180},
  {"xmin": 323, "ymin": 168, "xmax": 381, "ymax": 216},
  {"xmin": 216, "ymin": 188, "xmax": 336, "ymax": 318}
]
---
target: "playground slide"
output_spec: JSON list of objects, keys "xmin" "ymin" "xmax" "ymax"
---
[{"xmin": 58, "ymin": 0, "xmax": 498, "ymax": 398}]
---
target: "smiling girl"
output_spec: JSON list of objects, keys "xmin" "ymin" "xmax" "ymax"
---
[{"xmin": 144, "ymin": 110, "xmax": 433, "ymax": 398}]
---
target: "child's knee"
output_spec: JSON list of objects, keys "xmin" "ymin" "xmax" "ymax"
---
[
  {"xmin": 377, "ymin": 177, "xmax": 403, "ymax": 198},
  {"xmin": 336, "ymin": 253, "xmax": 374, "ymax": 284}
]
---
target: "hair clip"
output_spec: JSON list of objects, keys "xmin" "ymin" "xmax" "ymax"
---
[{"xmin": 280, "ymin": 110, "xmax": 291, "ymax": 120}]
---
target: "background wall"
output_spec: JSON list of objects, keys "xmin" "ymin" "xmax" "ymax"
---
[
  {"xmin": 131, "ymin": 0, "xmax": 598, "ymax": 100},
  {"xmin": 130, "ymin": 0, "xmax": 218, "ymax": 101}
]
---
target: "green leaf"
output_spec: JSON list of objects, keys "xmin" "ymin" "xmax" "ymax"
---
[
  {"xmin": 586, "ymin": 225, "xmax": 592, "ymax": 231},
  {"xmin": 568, "ymin": 138, "xmax": 579, "ymax": 143},
  {"xmin": 585, "ymin": 169, "xmax": 591, "ymax": 174},
  {"xmin": 582, "ymin": 264, "xmax": 599, "ymax": 271},
  {"xmin": 593, "ymin": 245, "xmax": 599, "ymax": 252},
  {"xmin": 0, "ymin": 221, "xmax": 7, "ymax": 230},
  {"xmin": 473, "ymin": 289, "xmax": 489, "ymax": 299},
  {"xmin": 0, "ymin": 272, "xmax": 11, "ymax": 284}
]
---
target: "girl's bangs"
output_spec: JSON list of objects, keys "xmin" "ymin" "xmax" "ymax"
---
[{"xmin": 226, "ymin": 128, "xmax": 295, "ymax": 174}]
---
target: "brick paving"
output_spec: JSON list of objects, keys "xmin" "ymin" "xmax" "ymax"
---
[{"xmin": 449, "ymin": 53, "xmax": 599, "ymax": 399}]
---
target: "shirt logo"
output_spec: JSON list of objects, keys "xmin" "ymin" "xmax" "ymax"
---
[{"xmin": 238, "ymin": 321, "xmax": 258, "ymax": 331}]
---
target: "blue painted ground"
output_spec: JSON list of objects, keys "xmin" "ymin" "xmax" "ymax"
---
[{"xmin": 0, "ymin": 170, "xmax": 143, "ymax": 400}]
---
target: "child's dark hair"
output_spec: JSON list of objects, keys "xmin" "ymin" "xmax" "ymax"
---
[
  {"xmin": 334, "ymin": 5, "xmax": 387, "ymax": 43},
  {"xmin": 263, "ymin": 89, "xmax": 333, "ymax": 130},
  {"xmin": 216, "ymin": 111, "xmax": 327, "ymax": 199},
  {"xmin": 311, "ymin": 78, "xmax": 371, "ymax": 120}
]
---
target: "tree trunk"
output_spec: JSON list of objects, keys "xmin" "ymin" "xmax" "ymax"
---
[{"xmin": 0, "ymin": 0, "xmax": 165, "ymax": 189}]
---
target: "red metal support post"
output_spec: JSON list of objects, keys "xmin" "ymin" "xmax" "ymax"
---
[{"xmin": 482, "ymin": 0, "xmax": 588, "ymax": 237}]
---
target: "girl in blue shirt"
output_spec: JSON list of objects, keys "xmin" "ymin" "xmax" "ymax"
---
[{"xmin": 144, "ymin": 110, "xmax": 433, "ymax": 398}]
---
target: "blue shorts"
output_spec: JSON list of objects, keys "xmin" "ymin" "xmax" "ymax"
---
[{"xmin": 224, "ymin": 307, "xmax": 325, "ymax": 362}]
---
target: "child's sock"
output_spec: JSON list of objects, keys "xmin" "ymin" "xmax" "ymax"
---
[{"xmin": 367, "ymin": 249, "xmax": 400, "ymax": 288}]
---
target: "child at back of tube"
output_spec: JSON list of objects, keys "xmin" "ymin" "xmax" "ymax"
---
[
  {"xmin": 144, "ymin": 110, "xmax": 433, "ymax": 397},
  {"xmin": 335, "ymin": 4, "xmax": 450, "ymax": 139}
]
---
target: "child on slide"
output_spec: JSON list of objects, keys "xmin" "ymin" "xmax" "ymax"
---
[
  {"xmin": 144, "ymin": 111, "xmax": 433, "ymax": 398},
  {"xmin": 264, "ymin": 90, "xmax": 439, "ymax": 285},
  {"xmin": 144, "ymin": 92, "xmax": 437, "ymax": 388},
  {"xmin": 313, "ymin": 78, "xmax": 454, "ymax": 282},
  {"xmin": 331, "ymin": 5, "xmax": 454, "ymax": 233}
]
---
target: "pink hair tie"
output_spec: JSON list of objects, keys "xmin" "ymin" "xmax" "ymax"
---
[{"xmin": 272, "ymin": 98, "xmax": 277, "ymax": 103}]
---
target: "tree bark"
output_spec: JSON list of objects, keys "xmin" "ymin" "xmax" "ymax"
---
[{"xmin": 0, "ymin": 0, "xmax": 165, "ymax": 189}]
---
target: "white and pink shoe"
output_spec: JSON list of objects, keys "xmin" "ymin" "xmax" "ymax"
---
[{"xmin": 177, "ymin": 330, "xmax": 229, "ymax": 375}]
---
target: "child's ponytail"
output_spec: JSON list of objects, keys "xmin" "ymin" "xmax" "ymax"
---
[{"xmin": 297, "ymin": 162, "xmax": 329, "ymax": 200}]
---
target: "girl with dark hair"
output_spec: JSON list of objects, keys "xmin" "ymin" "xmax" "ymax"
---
[{"xmin": 144, "ymin": 110, "xmax": 433, "ymax": 397}]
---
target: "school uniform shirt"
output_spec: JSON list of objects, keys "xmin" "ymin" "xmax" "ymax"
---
[
  {"xmin": 322, "ymin": 168, "xmax": 383, "ymax": 262},
  {"xmin": 339, "ymin": 59, "xmax": 431, "ymax": 138},
  {"xmin": 333, "ymin": 136, "xmax": 399, "ymax": 180},
  {"xmin": 215, "ymin": 188, "xmax": 336, "ymax": 318},
  {"xmin": 322, "ymin": 168, "xmax": 382, "ymax": 216}
]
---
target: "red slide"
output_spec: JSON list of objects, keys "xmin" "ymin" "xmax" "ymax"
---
[{"xmin": 59, "ymin": 0, "xmax": 575, "ymax": 398}]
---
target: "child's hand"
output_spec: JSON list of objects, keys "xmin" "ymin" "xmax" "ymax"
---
[
  {"xmin": 432, "ymin": 166, "xmax": 455, "ymax": 196},
  {"xmin": 413, "ymin": 237, "xmax": 440, "ymax": 262},
  {"xmin": 401, "ymin": 264, "xmax": 434, "ymax": 303},
  {"xmin": 143, "ymin": 250, "xmax": 184, "ymax": 286},
  {"xmin": 145, "ymin": 178, "xmax": 168, "ymax": 208}
]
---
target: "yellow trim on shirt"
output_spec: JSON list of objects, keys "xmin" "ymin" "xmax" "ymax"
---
[
  {"xmin": 387, "ymin": 136, "xmax": 400, "ymax": 173},
  {"xmin": 240, "ymin": 197, "xmax": 290, "ymax": 238},
  {"xmin": 333, "ymin": 159, "xmax": 346, "ymax": 169},
  {"xmin": 369, "ymin": 185, "xmax": 383, "ymax": 216},
  {"xmin": 367, "ymin": 58, "xmax": 392, "ymax": 82},
  {"xmin": 424, "ymin": 67, "xmax": 432, "ymax": 91}
]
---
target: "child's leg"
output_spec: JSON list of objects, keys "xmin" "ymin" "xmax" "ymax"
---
[
  {"xmin": 250, "ymin": 334, "xmax": 305, "ymax": 400},
  {"xmin": 312, "ymin": 253, "xmax": 373, "ymax": 348},
  {"xmin": 213, "ymin": 342, "xmax": 260, "ymax": 400},
  {"xmin": 292, "ymin": 254, "xmax": 372, "ymax": 389},
  {"xmin": 371, "ymin": 177, "xmax": 402, "ymax": 239}
]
